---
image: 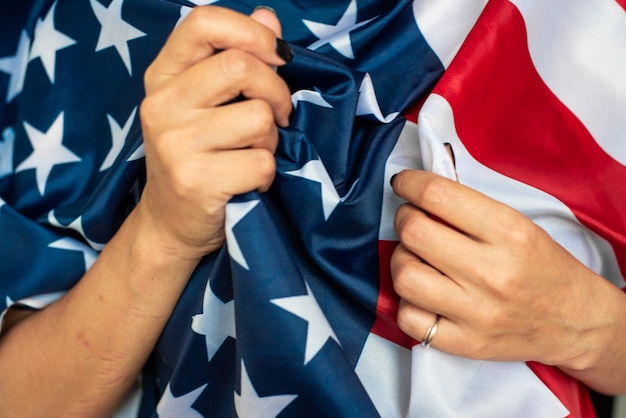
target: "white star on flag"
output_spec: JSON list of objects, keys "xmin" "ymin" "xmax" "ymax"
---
[
  {"xmin": 188, "ymin": 0, "xmax": 220, "ymax": 4},
  {"xmin": 303, "ymin": 0, "xmax": 377, "ymax": 59},
  {"xmin": 157, "ymin": 383, "xmax": 207, "ymax": 418},
  {"xmin": 0, "ymin": 127, "xmax": 15, "ymax": 179},
  {"xmin": 127, "ymin": 143, "xmax": 145, "ymax": 161},
  {"xmin": 29, "ymin": 1, "xmax": 76, "ymax": 84},
  {"xmin": 225, "ymin": 200, "xmax": 260, "ymax": 270},
  {"xmin": 291, "ymin": 89, "xmax": 333, "ymax": 110},
  {"xmin": 47, "ymin": 211, "xmax": 106, "ymax": 251},
  {"xmin": 100, "ymin": 107, "xmax": 137, "ymax": 171},
  {"xmin": 356, "ymin": 73, "xmax": 399, "ymax": 123},
  {"xmin": 49, "ymin": 237, "xmax": 98, "ymax": 272},
  {"xmin": 0, "ymin": 196, "xmax": 5, "ymax": 209},
  {"xmin": 192, "ymin": 282, "xmax": 236, "ymax": 362},
  {"xmin": 0, "ymin": 30, "xmax": 31, "ymax": 102},
  {"xmin": 286, "ymin": 159, "xmax": 358, "ymax": 220},
  {"xmin": 90, "ymin": 0, "xmax": 147, "ymax": 75},
  {"xmin": 234, "ymin": 360, "xmax": 297, "ymax": 417},
  {"xmin": 16, "ymin": 113, "xmax": 81, "ymax": 195},
  {"xmin": 271, "ymin": 282, "xmax": 341, "ymax": 365}
]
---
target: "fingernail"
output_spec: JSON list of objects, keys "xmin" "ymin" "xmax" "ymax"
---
[
  {"xmin": 254, "ymin": 5, "xmax": 276, "ymax": 14},
  {"xmin": 276, "ymin": 38, "xmax": 294, "ymax": 63},
  {"xmin": 390, "ymin": 173, "xmax": 398, "ymax": 187}
]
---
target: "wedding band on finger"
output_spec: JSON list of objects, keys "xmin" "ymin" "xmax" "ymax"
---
[{"xmin": 422, "ymin": 314, "xmax": 441, "ymax": 348}]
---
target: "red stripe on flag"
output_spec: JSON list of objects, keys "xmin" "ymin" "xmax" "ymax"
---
[
  {"xmin": 431, "ymin": 0, "xmax": 620, "ymax": 414},
  {"xmin": 433, "ymin": 0, "xmax": 626, "ymax": 278},
  {"xmin": 527, "ymin": 362, "xmax": 597, "ymax": 418},
  {"xmin": 372, "ymin": 240, "xmax": 416, "ymax": 348},
  {"xmin": 616, "ymin": 0, "xmax": 626, "ymax": 12},
  {"xmin": 403, "ymin": 96, "xmax": 428, "ymax": 124}
]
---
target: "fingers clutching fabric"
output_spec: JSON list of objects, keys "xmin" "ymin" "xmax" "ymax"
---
[
  {"xmin": 391, "ymin": 244, "xmax": 461, "ymax": 352},
  {"xmin": 137, "ymin": 6, "xmax": 294, "ymax": 259},
  {"xmin": 390, "ymin": 169, "xmax": 607, "ymax": 367}
]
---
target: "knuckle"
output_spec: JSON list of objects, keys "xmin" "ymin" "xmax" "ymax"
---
[
  {"xmin": 141, "ymin": 92, "xmax": 189, "ymax": 149},
  {"xmin": 220, "ymin": 49, "xmax": 255, "ymax": 81},
  {"xmin": 479, "ymin": 307, "xmax": 504, "ymax": 331},
  {"xmin": 389, "ymin": 246, "xmax": 404, "ymax": 277},
  {"xmin": 202, "ymin": 197, "xmax": 227, "ymax": 219},
  {"xmin": 491, "ymin": 270, "xmax": 520, "ymax": 299},
  {"xmin": 396, "ymin": 314, "xmax": 411, "ymax": 336},
  {"xmin": 243, "ymin": 21, "xmax": 275, "ymax": 52},
  {"xmin": 395, "ymin": 305, "xmax": 416, "ymax": 337},
  {"xmin": 140, "ymin": 91, "xmax": 174, "ymax": 138},
  {"xmin": 253, "ymin": 148, "xmax": 276, "ymax": 179},
  {"xmin": 184, "ymin": 7, "xmax": 215, "ymax": 38},
  {"xmin": 506, "ymin": 218, "xmax": 538, "ymax": 248},
  {"xmin": 169, "ymin": 163, "xmax": 198, "ymax": 198},
  {"xmin": 419, "ymin": 175, "xmax": 450, "ymax": 207},
  {"xmin": 490, "ymin": 205, "xmax": 538, "ymax": 248},
  {"xmin": 396, "ymin": 210, "xmax": 428, "ymax": 246},
  {"xmin": 143, "ymin": 64, "xmax": 157, "ymax": 92},
  {"xmin": 139, "ymin": 96, "xmax": 160, "ymax": 132},
  {"xmin": 247, "ymin": 100, "xmax": 276, "ymax": 135},
  {"xmin": 153, "ymin": 130, "xmax": 181, "ymax": 154},
  {"xmin": 390, "ymin": 260, "xmax": 415, "ymax": 298}
]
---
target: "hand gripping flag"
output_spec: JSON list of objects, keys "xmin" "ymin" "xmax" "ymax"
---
[{"xmin": 0, "ymin": 0, "xmax": 624, "ymax": 417}]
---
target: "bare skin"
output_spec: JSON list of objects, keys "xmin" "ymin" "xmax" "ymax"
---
[
  {"xmin": 2, "ymin": 5, "xmax": 624, "ymax": 417},
  {"xmin": 0, "ymin": 7, "xmax": 291, "ymax": 417},
  {"xmin": 390, "ymin": 169, "xmax": 626, "ymax": 395}
]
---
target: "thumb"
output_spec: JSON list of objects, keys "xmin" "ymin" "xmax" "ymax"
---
[{"xmin": 249, "ymin": 6, "xmax": 282, "ymax": 38}]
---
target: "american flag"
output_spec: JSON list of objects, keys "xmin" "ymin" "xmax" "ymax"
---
[{"xmin": 0, "ymin": 0, "xmax": 624, "ymax": 417}]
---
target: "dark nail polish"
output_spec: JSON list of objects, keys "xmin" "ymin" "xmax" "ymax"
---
[
  {"xmin": 390, "ymin": 173, "xmax": 398, "ymax": 187},
  {"xmin": 276, "ymin": 38, "xmax": 294, "ymax": 63}
]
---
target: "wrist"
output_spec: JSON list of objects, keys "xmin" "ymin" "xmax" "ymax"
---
[
  {"xmin": 555, "ymin": 277, "xmax": 626, "ymax": 394},
  {"xmin": 129, "ymin": 200, "xmax": 217, "ymax": 265},
  {"xmin": 101, "ymin": 205, "xmax": 204, "ymax": 304}
]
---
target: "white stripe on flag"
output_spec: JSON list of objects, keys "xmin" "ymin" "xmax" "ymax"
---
[
  {"xmin": 412, "ymin": 0, "xmax": 488, "ymax": 68},
  {"xmin": 373, "ymin": 115, "xmax": 573, "ymax": 417},
  {"xmin": 355, "ymin": 334, "xmax": 411, "ymax": 417},
  {"xmin": 510, "ymin": 0, "xmax": 626, "ymax": 165},
  {"xmin": 379, "ymin": 120, "xmax": 457, "ymax": 241},
  {"xmin": 418, "ymin": 93, "xmax": 625, "ymax": 288},
  {"xmin": 408, "ymin": 345, "xmax": 569, "ymax": 417}
]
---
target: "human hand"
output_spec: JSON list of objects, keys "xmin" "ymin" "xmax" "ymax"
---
[
  {"xmin": 390, "ymin": 169, "xmax": 612, "ymax": 369},
  {"xmin": 137, "ymin": 6, "xmax": 293, "ymax": 261}
]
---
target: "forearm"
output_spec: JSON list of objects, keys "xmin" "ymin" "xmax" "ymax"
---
[
  {"xmin": 0, "ymin": 204, "xmax": 201, "ymax": 418},
  {"xmin": 0, "ymin": 6, "xmax": 290, "ymax": 417},
  {"xmin": 558, "ymin": 278, "xmax": 626, "ymax": 395}
]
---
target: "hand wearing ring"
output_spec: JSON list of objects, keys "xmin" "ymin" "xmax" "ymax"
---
[{"xmin": 388, "ymin": 169, "xmax": 626, "ymax": 398}]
